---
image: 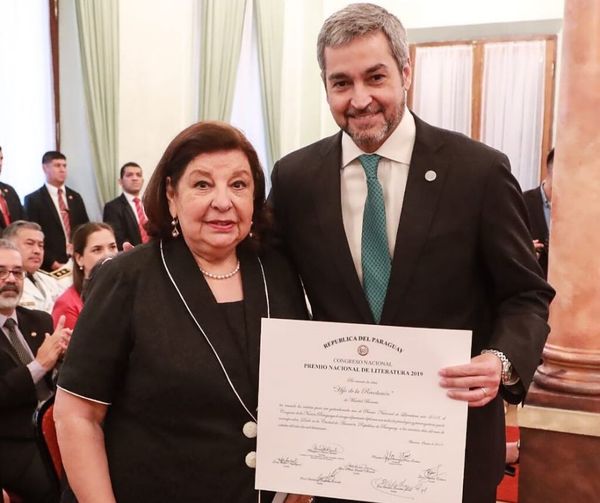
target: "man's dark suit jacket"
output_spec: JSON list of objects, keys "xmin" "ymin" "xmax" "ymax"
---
[
  {"xmin": 24, "ymin": 185, "xmax": 89, "ymax": 270},
  {"xmin": 103, "ymin": 193, "xmax": 142, "ymax": 250},
  {"xmin": 523, "ymin": 186, "xmax": 549, "ymax": 278},
  {"xmin": 0, "ymin": 306, "xmax": 54, "ymax": 440},
  {"xmin": 270, "ymin": 115, "xmax": 555, "ymax": 503},
  {"xmin": 0, "ymin": 181, "xmax": 26, "ymax": 229}
]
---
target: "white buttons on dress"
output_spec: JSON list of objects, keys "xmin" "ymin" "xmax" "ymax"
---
[
  {"xmin": 243, "ymin": 421, "xmax": 258, "ymax": 439},
  {"xmin": 425, "ymin": 170, "xmax": 437, "ymax": 182},
  {"xmin": 245, "ymin": 451, "xmax": 257, "ymax": 468}
]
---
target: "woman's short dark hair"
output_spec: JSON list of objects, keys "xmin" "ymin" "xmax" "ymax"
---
[
  {"xmin": 144, "ymin": 121, "xmax": 271, "ymax": 248},
  {"xmin": 71, "ymin": 222, "xmax": 114, "ymax": 294}
]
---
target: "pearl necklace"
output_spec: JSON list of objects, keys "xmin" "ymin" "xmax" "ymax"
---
[{"xmin": 198, "ymin": 260, "xmax": 240, "ymax": 280}]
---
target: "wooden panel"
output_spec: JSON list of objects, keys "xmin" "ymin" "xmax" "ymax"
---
[
  {"xmin": 471, "ymin": 42, "xmax": 484, "ymax": 141},
  {"xmin": 407, "ymin": 44, "xmax": 416, "ymax": 109},
  {"xmin": 49, "ymin": 0, "xmax": 60, "ymax": 149},
  {"xmin": 540, "ymin": 36, "xmax": 558, "ymax": 182}
]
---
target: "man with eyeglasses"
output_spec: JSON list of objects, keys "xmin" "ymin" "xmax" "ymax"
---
[{"xmin": 0, "ymin": 239, "xmax": 71, "ymax": 503}]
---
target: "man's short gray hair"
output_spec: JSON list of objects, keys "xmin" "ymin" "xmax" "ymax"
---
[
  {"xmin": 317, "ymin": 3, "xmax": 409, "ymax": 79},
  {"xmin": 2, "ymin": 220, "xmax": 43, "ymax": 241},
  {"xmin": 0, "ymin": 238, "xmax": 20, "ymax": 252}
]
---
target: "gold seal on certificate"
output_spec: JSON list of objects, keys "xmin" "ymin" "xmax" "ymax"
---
[{"xmin": 256, "ymin": 319, "xmax": 472, "ymax": 503}]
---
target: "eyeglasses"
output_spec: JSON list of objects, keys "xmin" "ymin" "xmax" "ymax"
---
[{"xmin": 0, "ymin": 269, "xmax": 25, "ymax": 281}]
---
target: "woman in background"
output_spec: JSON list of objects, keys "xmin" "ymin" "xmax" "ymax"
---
[
  {"xmin": 52, "ymin": 223, "xmax": 117, "ymax": 330},
  {"xmin": 54, "ymin": 121, "xmax": 308, "ymax": 503}
]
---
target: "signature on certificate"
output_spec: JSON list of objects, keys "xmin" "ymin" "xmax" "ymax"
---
[
  {"xmin": 371, "ymin": 450, "xmax": 420, "ymax": 465},
  {"xmin": 301, "ymin": 469, "xmax": 341, "ymax": 485},
  {"xmin": 272, "ymin": 456, "xmax": 301, "ymax": 467},
  {"xmin": 371, "ymin": 477, "xmax": 429, "ymax": 496}
]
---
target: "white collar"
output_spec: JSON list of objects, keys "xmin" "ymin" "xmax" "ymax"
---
[{"xmin": 45, "ymin": 183, "xmax": 66, "ymax": 197}]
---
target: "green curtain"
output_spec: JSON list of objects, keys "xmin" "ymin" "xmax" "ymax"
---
[
  {"xmin": 254, "ymin": 0, "xmax": 283, "ymax": 169},
  {"xmin": 74, "ymin": 0, "xmax": 119, "ymax": 202},
  {"xmin": 199, "ymin": 0, "xmax": 246, "ymax": 121}
]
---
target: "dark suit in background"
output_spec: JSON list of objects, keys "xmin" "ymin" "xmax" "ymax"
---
[
  {"xmin": 24, "ymin": 186, "xmax": 89, "ymax": 271},
  {"xmin": 271, "ymin": 116, "xmax": 554, "ymax": 502},
  {"xmin": 0, "ymin": 182, "xmax": 26, "ymax": 230},
  {"xmin": 103, "ymin": 194, "xmax": 142, "ymax": 250},
  {"xmin": 523, "ymin": 186, "xmax": 549, "ymax": 278},
  {"xmin": 0, "ymin": 307, "xmax": 57, "ymax": 502}
]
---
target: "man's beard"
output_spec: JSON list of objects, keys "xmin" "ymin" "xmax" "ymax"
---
[
  {"xmin": 344, "ymin": 102, "xmax": 404, "ymax": 151},
  {"xmin": 0, "ymin": 285, "xmax": 22, "ymax": 310}
]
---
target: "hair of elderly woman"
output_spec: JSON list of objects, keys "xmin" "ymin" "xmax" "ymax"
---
[
  {"xmin": 71, "ymin": 222, "xmax": 115, "ymax": 295},
  {"xmin": 316, "ymin": 3, "xmax": 409, "ymax": 79},
  {"xmin": 144, "ymin": 121, "xmax": 270, "ymax": 247}
]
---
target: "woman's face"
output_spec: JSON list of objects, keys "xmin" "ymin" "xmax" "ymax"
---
[
  {"xmin": 75, "ymin": 229, "xmax": 118, "ymax": 278},
  {"xmin": 166, "ymin": 149, "xmax": 255, "ymax": 261}
]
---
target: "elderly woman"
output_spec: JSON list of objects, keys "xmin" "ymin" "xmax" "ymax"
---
[{"xmin": 54, "ymin": 122, "xmax": 308, "ymax": 503}]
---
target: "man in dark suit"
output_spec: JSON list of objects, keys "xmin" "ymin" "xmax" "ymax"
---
[
  {"xmin": 270, "ymin": 4, "xmax": 554, "ymax": 503},
  {"xmin": 0, "ymin": 239, "xmax": 70, "ymax": 502},
  {"xmin": 0, "ymin": 146, "xmax": 26, "ymax": 230},
  {"xmin": 24, "ymin": 151, "xmax": 89, "ymax": 272},
  {"xmin": 523, "ymin": 148, "xmax": 553, "ymax": 278},
  {"xmin": 103, "ymin": 162, "xmax": 148, "ymax": 250}
]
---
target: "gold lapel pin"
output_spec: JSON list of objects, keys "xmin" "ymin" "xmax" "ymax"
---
[{"xmin": 31, "ymin": 332, "xmax": 38, "ymax": 337}]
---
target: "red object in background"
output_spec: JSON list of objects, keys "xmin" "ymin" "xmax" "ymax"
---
[{"xmin": 497, "ymin": 426, "xmax": 520, "ymax": 502}]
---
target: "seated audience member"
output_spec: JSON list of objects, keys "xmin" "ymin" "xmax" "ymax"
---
[
  {"xmin": 24, "ymin": 151, "xmax": 89, "ymax": 272},
  {"xmin": 0, "ymin": 239, "xmax": 71, "ymax": 503},
  {"xmin": 103, "ymin": 162, "xmax": 149, "ymax": 250},
  {"xmin": 0, "ymin": 146, "xmax": 26, "ymax": 230},
  {"xmin": 523, "ymin": 148, "xmax": 554, "ymax": 278},
  {"xmin": 3, "ymin": 221, "xmax": 69, "ymax": 313},
  {"xmin": 52, "ymin": 223, "xmax": 117, "ymax": 330}
]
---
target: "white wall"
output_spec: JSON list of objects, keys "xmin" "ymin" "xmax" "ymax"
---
[{"xmin": 118, "ymin": 0, "xmax": 199, "ymax": 183}]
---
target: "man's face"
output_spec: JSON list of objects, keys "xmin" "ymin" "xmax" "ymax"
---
[
  {"xmin": 324, "ymin": 31, "xmax": 411, "ymax": 153},
  {"xmin": 0, "ymin": 248, "xmax": 24, "ymax": 314},
  {"xmin": 119, "ymin": 166, "xmax": 144, "ymax": 195},
  {"xmin": 12, "ymin": 228, "xmax": 44, "ymax": 274},
  {"xmin": 43, "ymin": 158, "xmax": 67, "ymax": 187}
]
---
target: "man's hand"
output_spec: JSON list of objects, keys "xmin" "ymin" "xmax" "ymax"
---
[
  {"xmin": 438, "ymin": 353, "xmax": 502, "ymax": 407},
  {"xmin": 533, "ymin": 239, "xmax": 544, "ymax": 258},
  {"xmin": 35, "ymin": 315, "xmax": 72, "ymax": 370}
]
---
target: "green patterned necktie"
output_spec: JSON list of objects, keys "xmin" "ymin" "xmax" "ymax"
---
[{"xmin": 359, "ymin": 154, "xmax": 391, "ymax": 323}]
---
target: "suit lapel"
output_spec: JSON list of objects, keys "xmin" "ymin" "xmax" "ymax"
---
[
  {"xmin": 120, "ymin": 194, "xmax": 142, "ymax": 242},
  {"xmin": 312, "ymin": 133, "xmax": 373, "ymax": 323},
  {"xmin": 0, "ymin": 325, "xmax": 21, "ymax": 366},
  {"xmin": 41, "ymin": 186, "xmax": 63, "ymax": 229},
  {"xmin": 161, "ymin": 238, "xmax": 256, "ymax": 413},
  {"xmin": 381, "ymin": 116, "xmax": 448, "ymax": 324}
]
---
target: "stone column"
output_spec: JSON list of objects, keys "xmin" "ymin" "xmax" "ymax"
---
[{"xmin": 520, "ymin": 0, "xmax": 600, "ymax": 501}]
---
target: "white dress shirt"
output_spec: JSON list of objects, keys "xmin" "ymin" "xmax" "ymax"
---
[
  {"xmin": 124, "ymin": 191, "xmax": 145, "ymax": 224},
  {"xmin": 340, "ymin": 107, "xmax": 416, "ymax": 283}
]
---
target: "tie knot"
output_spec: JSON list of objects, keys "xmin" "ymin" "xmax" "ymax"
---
[
  {"xmin": 359, "ymin": 154, "xmax": 382, "ymax": 179},
  {"xmin": 133, "ymin": 197, "xmax": 140, "ymax": 204},
  {"xmin": 4, "ymin": 318, "xmax": 16, "ymax": 330},
  {"xmin": 58, "ymin": 188, "xmax": 63, "ymax": 195}
]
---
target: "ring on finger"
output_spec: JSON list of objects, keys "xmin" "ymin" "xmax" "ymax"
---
[{"xmin": 481, "ymin": 386, "xmax": 488, "ymax": 398}]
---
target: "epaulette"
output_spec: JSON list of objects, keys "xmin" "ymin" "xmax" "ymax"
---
[{"xmin": 50, "ymin": 267, "xmax": 72, "ymax": 279}]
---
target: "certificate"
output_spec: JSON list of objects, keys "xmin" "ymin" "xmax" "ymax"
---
[{"xmin": 256, "ymin": 319, "xmax": 472, "ymax": 503}]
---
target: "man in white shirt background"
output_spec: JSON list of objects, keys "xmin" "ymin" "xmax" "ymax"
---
[
  {"xmin": 24, "ymin": 151, "xmax": 89, "ymax": 271},
  {"xmin": 2, "ymin": 220, "xmax": 70, "ymax": 313},
  {"xmin": 103, "ymin": 162, "xmax": 149, "ymax": 250}
]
